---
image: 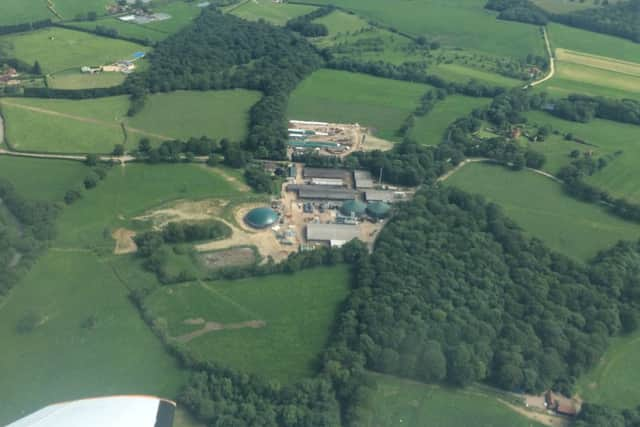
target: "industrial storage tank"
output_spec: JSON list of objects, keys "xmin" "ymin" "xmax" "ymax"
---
[
  {"xmin": 340, "ymin": 199, "xmax": 367, "ymax": 217},
  {"xmin": 367, "ymin": 201, "xmax": 391, "ymax": 219},
  {"xmin": 244, "ymin": 207, "xmax": 279, "ymax": 229}
]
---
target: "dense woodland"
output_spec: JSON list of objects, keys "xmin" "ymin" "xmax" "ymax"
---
[
  {"xmin": 285, "ymin": 7, "xmax": 333, "ymax": 37},
  {"xmin": 328, "ymin": 187, "xmax": 640, "ymax": 394},
  {"xmin": 0, "ymin": 179, "xmax": 58, "ymax": 295},
  {"xmin": 576, "ymin": 403, "xmax": 640, "ymax": 427}
]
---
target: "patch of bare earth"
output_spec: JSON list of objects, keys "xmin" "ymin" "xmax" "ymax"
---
[
  {"xmin": 199, "ymin": 247, "xmax": 256, "ymax": 270},
  {"xmin": 499, "ymin": 399, "xmax": 569, "ymax": 427},
  {"xmin": 134, "ymin": 199, "xmax": 228, "ymax": 229},
  {"xmin": 361, "ymin": 133, "xmax": 394, "ymax": 152},
  {"xmin": 175, "ymin": 319, "xmax": 266, "ymax": 343},
  {"xmin": 112, "ymin": 228, "xmax": 137, "ymax": 255}
]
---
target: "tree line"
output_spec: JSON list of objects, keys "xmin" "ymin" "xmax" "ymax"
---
[
  {"xmin": 285, "ymin": 6, "xmax": 334, "ymax": 37},
  {"xmin": 551, "ymin": 95, "xmax": 640, "ymax": 126},
  {"xmin": 576, "ymin": 402, "xmax": 640, "ymax": 427}
]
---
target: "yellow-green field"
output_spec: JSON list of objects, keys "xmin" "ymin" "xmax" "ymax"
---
[{"xmin": 229, "ymin": 0, "xmax": 316, "ymax": 25}]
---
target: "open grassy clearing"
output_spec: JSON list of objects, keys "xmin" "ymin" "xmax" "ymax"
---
[
  {"xmin": 0, "ymin": 251, "xmax": 186, "ymax": 425},
  {"xmin": 229, "ymin": 0, "xmax": 317, "ymax": 25},
  {"xmin": 446, "ymin": 162, "xmax": 640, "ymax": 261},
  {"xmin": 53, "ymin": 0, "xmax": 111, "ymax": 19},
  {"xmin": 298, "ymin": 0, "xmax": 546, "ymax": 58},
  {"xmin": 431, "ymin": 63, "xmax": 523, "ymax": 87},
  {"xmin": 548, "ymin": 23, "xmax": 640, "ymax": 64},
  {"xmin": 55, "ymin": 163, "xmax": 243, "ymax": 249},
  {"xmin": 67, "ymin": 18, "xmax": 169, "ymax": 42},
  {"xmin": 409, "ymin": 95, "xmax": 490, "ymax": 145},
  {"xmin": 314, "ymin": 9, "xmax": 370, "ymax": 34},
  {"xmin": 46, "ymin": 70, "xmax": 126, "ymax": 89},
  {"xmin": 532, "ymin": 0, "xmax": 600, "ymax": 13},
  {"xmin": 0, "ymin": 0, "xmax": 53, "ymax": 26},
  {"xmin": 144, "ymin": 265, "xmax": 351, "ymax": 383},
  {"xmin": 577, "ymin": 331, "xmax": 640, "ymax": 409},
  {"xmin": 1, "ymin": 96, "xmax": 128, "ymax": 153},
  {"xmin": 143, "ymin": 1, "xmax": 203, "ymax": 34},
  {"xmin": 357, "ymin": 373, "xmax": 546, "ymax": 427},
  {"xmin": 288, "ymin": 69, "xmax": 430, "ymax": 141},
  {"xmin": 1, "ymin": 27, "xmax": 148, "ymax": 74},
  {"xmin": 127, "ymin": 90, "xmax": 261, "ymax": 143},
  {"xmin": 524, "ymin": 111, "xmax": 640, "ymax": 203},
  {"xmin": 0, "ymin": 157, "xmax": 90, "ymax": 202}
]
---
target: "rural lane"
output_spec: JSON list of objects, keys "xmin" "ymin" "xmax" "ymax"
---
[
  {"xmin": 0, "ymin": 147, "xmax": 135, "ymax": 163},
  {"xmin": 437, "ymin": 157, "xmax": 563, "ymax": 184},
  {"xmin": 526, "ymin": 27, "xmax": 555, "ymax": 88}
]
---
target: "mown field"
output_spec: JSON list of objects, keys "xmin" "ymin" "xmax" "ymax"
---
[
  {"xmin": 229, "ymin": 0, "xmax": 316, "ymax": 25},
  {"xmin": 46, "ymin": 70, "xmax": 126, "ymax": 89},
  {"xmin": 548, "ymin": 23, "xmax": 640, "ymax": 64},
  {"xmin": 0, "ymin": 250, "xmax": 187, "ymax": 425},
  {"xmin": 0, "ymin": 157, "xmax": 90, "ymax": 202},
  {"xmin": 409, "ymin": 95, "xmax": 490, "ymax": 145},
  {"xmin": 0, "ymin": 0, "xmax": 53, "ymax": 25},
  {"xmin": 53, "ymin": 0, "xmax": 111, "ymax": 19},
  {"xmin": 313, "ymin": 9, "xmax": 370, "ymax": 34},
  {"xmin": 524, "ymin": 111, "xmax": 640, "ymax": 203},
  {"xmin": 430, "ymin": 62, "xmax": 523, "ymax": 87},
  {"xmin": 144, "ymin": 265, "xmax": 351, "ymax": 383},
  {"xmin": 577, "ymin": 332, "xmax": 640, "ymax": 409},
  {"xmin": 288, "ymin": 69, "xmax": 430, "ymax": 141},
  {"xmin": 127, "ymin": 90, "xmax": 261, "ymax": 143},
  {"xmin": 1, "ymin": 90, "xmax": 259, "ymax": 153},
  {"xmin": 446, "ymin": 162, "xmax": 640, "ymax": 261},
  {"xmin": 357, "ymin": 373, "xmax": 545, "ymax": 427},
  {"xmin": 67, "ymin": 18, "xmax": 169, "ymax": 42},
  {"xmin": 298, "ymin": 0, "xmax": 546, "ymax": 58},
  {"xmin": 1, "ymin": 27, "xmax": 147, "ymax": 74}
]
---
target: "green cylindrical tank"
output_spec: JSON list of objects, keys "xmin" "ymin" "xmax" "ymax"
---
[
  {"xmin": 367, "ymin": 201, "xmax": 391, "ymax": 219},
  {"xmin": 340, "ymin": 199, "xmax": 367, "ymax": 217},
  {"xmin": 245, "ymin": 207, "xmax": 279, "ymax": 229}
]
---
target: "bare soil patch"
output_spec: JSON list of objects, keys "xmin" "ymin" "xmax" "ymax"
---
[
  {"xmin": 198, "ymin": 246, "xmax": 257, "ymax": 270},
  {"xmin": 175, "ymin": 319, "xmax": 266, "ymax": 343},
  {"xmin": 112, "ymin": 228, "xmax": 137, "ymax": 255},
  {"xmin": 134, "ymin": 199, "xmax": 228, "ymax": 229},
  {"xmin": 361, "ymin": 133, "xmax": 394, "ymax": 152}
]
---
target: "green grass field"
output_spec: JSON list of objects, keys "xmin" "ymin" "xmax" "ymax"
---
[
  {"xmin": 1, "ymin": 96, "xmax": 128, "ymax": 153},
  {"xmin": 314, "ymin": 9, "xmax": 370, "ymax": 34},
  {"xmin": 144, "ymin": 265, "xmax": 351, "ymax": 383},
  {"xmin": 67, "ymin": 18, "xmax": 169, "ymax": 42},
  {"xmin": 47, "ymin": 70, "xmax": 126, "ymax": 89},
  {"xmin": 1, "ymin": 27, "xmax": 148, "ymax": 74},
  {"xmin": 128, "ymin": 90, "xmax": 261, "ymax": 142},
  {"xmin": 0, "ymin": 250, "xmax": 187, "ymax": 425},
  {"xmin": 532, "ymin": 0, "xmax": 598, "ymax": 13},
  {"xmin": 288, "ymin": 69, "xmax": 430, "ymax": 141},
  {"xmin": 446, "ymin": 162, "xmax": 640, "ymax": 261},
  {"xmin": 230, "ymin": 0, "xmax": 316, "ymax": 25},
  {"xmin": 524, "ymin": 111, "xmax": 640, "ymax": 203},
  {"xmin": 409, "ymin": 95, "xmax": 490, "ymax": 145},
  {"xmin": 144, "ymin": 1, "xmax": 203, "ymax": 34},
  {"xmin": 548, "ymin": 23, "xmax": 640, "ymax": 64},
  {"xmin": 577, "ymin": 332, "xmax": 640, "ymax": 409},
  {"xmin": 53, "ymin": 0, "xmax": 111, "ymax": 19},
  {"xmin": 0, "ymin": 0, "xmax": 53, "ymax": 25},
  {"xmin": 298, "ymin": 0, "xmax": 546, "ymax": 58},
  {"xmin": 357, "ymin": 373, "xmax": 545, "ymax": 427},
  {"xmin": 0, "ymin": 157, "xmax": 90, "ymax": 201},
  {"xmin": 431, "ymin": 63, "xmax": 523, "ymax": 87}
]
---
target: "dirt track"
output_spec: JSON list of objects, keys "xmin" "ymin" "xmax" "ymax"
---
[
  {"xmin": 0, "ymin": 113, "xmax": 4, "ymax": 145},
  {"xmin": 175, "ymin": 319, "xmax": 266, "ymax": 343},
  {"xmin": 528, "ymin": 27, "xmax": 555, "ymax": 88}
]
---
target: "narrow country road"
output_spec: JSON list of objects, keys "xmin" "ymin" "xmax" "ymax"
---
[
  {"xmin": 437, "ymin": 157, "xmax": 563, "ymax": 184},
  {"xmin": 0, "ymin": 147, "xmax": 135, "ymax": 163},
  {"xmin": 0, "ymin": 113, "xmax": 4, "ymax": 145},
  {"xmin": 526, "ymin": 27, "xmax": 555, "ymax": 88}
]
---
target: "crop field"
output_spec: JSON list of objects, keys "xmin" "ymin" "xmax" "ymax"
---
[
  {"xmin": 0, "ymin": 157, "xmax": 89, "ymax": 202},
  {"xmin": 128, "ymin": 90, "xmax": 261, "ymax": 143},
  {"xmin": 446, "ymin": 162, "xmax": 640, "ymax": 261},
  {"xmin": 0, "ymin": 251, "xmax": 186, "ymax": 425},
  {"xmin": 524, "ymin": 111, "xmax": 640, "ymax": 203},
  {"xmin": 577, "ymin": 332, "xmax": 640, "ymax": 409},
  {"xmin": 357, "ymin": 374, "xmax": 546, "ymax": 427},
  {"xmin": 555, "ymin": 48, "xmax": 640, "ymax": 77},
  {"xmin": 144, "ymin": 265, "xmax": 351, "ymax": 383},
  {"xmin": 288, "ymin": 69, "xmax": 430, "ymax": 141},
  {"xmin": 409, "ymin": 95, "xmax": 490, "ymax": 145},
  {"xmin": 0, "ymin": 96, "xmax": 128, "ymax": 153},
  {"xmin": 1, "ymin": 27, "xmax": 148, "ymax": 74},
  {"xmin": 55, "ymin": 163, "xmax": 243, "ymax": 249},
  {"xmin": 229, "ymin": 0, "xmax": 316, "ymax": 25},
  {"xmin": 0, "ymin": 0, "xmax": 52, "ymax": 25},
  {"xmin": 548, "ymin": 23, "xmax": 640, "ymax": 64},
  {"xmin": 298, "ymin": 0, "xmax": 546, "ymax": 58}
]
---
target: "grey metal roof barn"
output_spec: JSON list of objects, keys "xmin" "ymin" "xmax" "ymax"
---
[
  {"xmin": 365, "ymin": 190, "xmax": 396, "ymax": 203},
  {"xmin": 303, "ymin": 167, "xmax": 349, "ymax": 180},
  {"xmin": 354, "ymin": 170, "xmax": 376, "ymax": 189},
  {"xmin": 244, "ymin": 207, "xmax": 279, "ymax": 229},
  {"xmin": 306, "ymin": 223, "xmax": 360, "ymax": 244},
  {"xmin": 287, "ymin": 184, "xmax": 357, "ymax": 200}
]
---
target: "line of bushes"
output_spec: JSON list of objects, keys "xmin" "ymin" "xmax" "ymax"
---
[{"xmin": 285, "ymin": 6, "xmax": 334, "ymax": 37}]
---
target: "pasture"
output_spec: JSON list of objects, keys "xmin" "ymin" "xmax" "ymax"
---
[
  {"xmin": 0, "ymin": 96, "xmax": 128, "ymax": 153},
  {"xmin": 298, "ymin": 0, "xmax": 546, "ymax": 58},
  {"xmin": 0, "ymin": 157, "xmax": 89, "ymax": 202},
  {"xmin": 46, "ymin": 70, "xmax": 126, "ymax": 89},
  {"xmin": 144, "ymin": 265, "xmax": 351, "ymax": 383},
  {"xmin": 430, "ymin": 63, "xmax": 523, "ymax": 87},
  {"xmin": 409, "ymin": 95, "xmax": 490, "ymax": 145},
  {"xmin": 143, "ymin": 1, "xmax": 203, "ymax": 35},
  {"xmin": 1, "ymin": 27, "xmax": 148, "ymax": 74},
  {"xmin": 577, "ymin": 332, "xmax": 640, "ymax": 409},
  {"xmin": 357, "ymin": 373, "xmax": 546, "ymax": 427},
  {"xmin": 314, "ymin": 9, "xmax": 370, "ymax": 34},
  {"xmin": 53, "ymin": 0, "xmax": 111, "ymax": 19},
  {"xmin": 229, "ymin": 0, "xmax": 317, "ymax": 25},
  {"xmin": 0, "ymin": 251, "xmax": 186, "ymax": 425},
  {"xmin": 548, "ymin": 23, "xmax": 640, "ymax": 64},
  {"xmin": 55, "ymin": 163, "xmax": 243, "ymax": 249},
  {"xmin": 0, "ymin": 0, "xmax": 52, "ymax": 25},
  {"xmin": 446, "ymin": 162, "xmax": 640, "ymax": 261},
  {"xmin": 524, "ymin": 111, "xmax": 640, "ymax": 203},
  {"xmin": 128, "ymin": 90, "xmax": 261, "ymax": 143},
  {"xmin": 288, "ymin": 69, "xmax": 430, "ymax": 141},
  {"xmin": 67, "ymin": 18, "xmax": 169, "ymax": 42},
  {"xmin": 532, "ymin": 0, "xmax": 598, "ymax": 13}
]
